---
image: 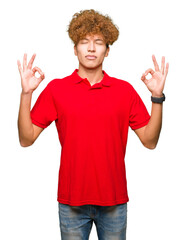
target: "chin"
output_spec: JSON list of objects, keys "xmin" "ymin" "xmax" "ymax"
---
[{"xmin": 80, "ymin": 62, "xmax": 102, "ymax": 70}]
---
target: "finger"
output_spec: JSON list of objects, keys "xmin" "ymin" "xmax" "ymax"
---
[
  {"xmin": 32, "ymin": 66, "xmax": 43, "ymax": 74},
  {"xmin": 28, "ymin": 53, "xmax": 36, "ymax": 69},
  {"xmin": 141, "ymin": 73, "xmax": 146, "ymax": 81},
  {"xmin": 17, "ymin": 60, "xmax": 23, "ymax": 76},
  {"xmin": 161, "ymin": 56, "xmax": 165, "ymax": 75},
  {"xmin": 141, "ymin": 73, "xmax": 149, "ymax": 85},
  {"xmin": 164, "ymin": 62, "xmax": 169, "ymax": 79},
  {"xmin": 152, "ymin": 54, "xmax": 160, "ymax": 72},
  {"xmin": 144, "ymin": 68, "xmax": 155, "ymax": 76},
  {"xmin": 23, "ymin": 53, "xmax": 27, "ymax": 72},
  {"xmin": 32, "ymin": 66, "xmax": 45, "ymax": 79},
  {"xmin": 37, "ymin": 73, "xmax": 45, "ymax": 83}
]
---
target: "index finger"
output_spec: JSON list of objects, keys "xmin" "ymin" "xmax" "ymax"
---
[
  {"xmin": 152, "ymin": 54, "xmax": 160, "ymax": 72},
  {"xmin": 28, "ymin": 53, "xmax": 36, "ymax": 69}
]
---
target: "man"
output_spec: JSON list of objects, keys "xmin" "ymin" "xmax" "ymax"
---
[{"xmin": 17, "ymin": 9, "xmax": 169, "ymax": 240}]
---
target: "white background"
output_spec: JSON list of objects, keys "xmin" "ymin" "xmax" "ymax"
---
[{"xmin": 0, "ymin": 0, "xmax": 185, "ymax": 239}]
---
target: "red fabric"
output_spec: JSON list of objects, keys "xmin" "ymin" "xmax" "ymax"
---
[{"xmin": 30, "ymin": 69, "xmax": 150, "ymax": 206}]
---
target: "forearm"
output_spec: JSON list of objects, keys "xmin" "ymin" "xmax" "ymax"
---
[
  {"xmin": 144, "ymin": 102, "xmax": 163, "ymax": 149},
  {"xmin": 17, "ymin": 92, "xmax": 34, "ymax": 147}
]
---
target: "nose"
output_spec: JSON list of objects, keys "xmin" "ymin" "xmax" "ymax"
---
[{"xmin": 87, "ymin": 41, "xmax": 96, "ymax": 52}]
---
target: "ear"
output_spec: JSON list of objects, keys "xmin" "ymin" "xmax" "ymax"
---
[
  {"xmin": 105, "ymin": 46, "xmax": 110, "ymax": 57},
  {"xmin": 74, "ymin": 45, "xmax": 77, "ymax": 56}
]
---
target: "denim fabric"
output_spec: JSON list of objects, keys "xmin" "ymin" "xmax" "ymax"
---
[{"xmin": 58, "ymin": 202, "xmax": 127, "ymax": 240}]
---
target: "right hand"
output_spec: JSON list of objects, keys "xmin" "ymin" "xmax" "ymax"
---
[{"xmin": 17, "ymin": 53, "xmax": 45, "ymax": 94}]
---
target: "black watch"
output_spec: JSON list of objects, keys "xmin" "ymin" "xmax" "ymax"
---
[{"xmin": 151, "ymin": 93, "xmax": 165, "ymax": 103}]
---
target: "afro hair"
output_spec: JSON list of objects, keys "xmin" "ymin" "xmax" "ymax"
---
[{"xmin": 67, "ymin": 9, "xmax": 119, "ymax": 48}]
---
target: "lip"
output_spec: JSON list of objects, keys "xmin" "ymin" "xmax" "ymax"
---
[{"xmin": 85, "ymin": 55, "xmax": 97, "ymax": 60}]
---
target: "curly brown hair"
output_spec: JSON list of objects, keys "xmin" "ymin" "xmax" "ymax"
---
[{"xmin": 67, "ymin": 9, "xmax": 119, "ymax": 48}]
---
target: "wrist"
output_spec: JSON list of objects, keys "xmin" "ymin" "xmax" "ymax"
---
[
  {"xmin": 151, "ymin": 93, "xmax": 165, "ymax": 103},
  {"xmin": 21, "ymin": 90, "xmax": 33, "ymax": 96},
  {"xmin": 151, "ymin": 92, "xmax": 164, "ymax": 98}
]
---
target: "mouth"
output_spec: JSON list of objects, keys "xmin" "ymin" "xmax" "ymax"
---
[{"xmin": 85, "ymin": 55, "xmax": 97, "ymax": 60}]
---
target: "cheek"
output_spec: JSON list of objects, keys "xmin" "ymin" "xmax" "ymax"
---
[
  {"xmin": 77, "ymin": 48, "xmax": 86, "ymax": 59},
  {"xmin": 97, "ymin": 47, "xmax": 107, "ymax": 56},
  {"xmin": 76, "ymin": 52, "xmax": 84, "ymax": 61},
  {"xmin": 98, "ymin": 51, "xmax": 107, "ymax": 60}
]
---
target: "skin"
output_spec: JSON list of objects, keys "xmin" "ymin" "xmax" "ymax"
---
[
  {"xmin": 74, "ymin": 33, "xmax": 110, "ymax": 86},
  {"xmin": 134, "ymin": 55, "xmax": 169, "ymax": 149},
  {"xmin": 17, "ymin": 35, "xmax": 169, "ymax": 149},
  {"xmin": 17, "ymin": 54, "xmax": 45, "ymax": 147}
]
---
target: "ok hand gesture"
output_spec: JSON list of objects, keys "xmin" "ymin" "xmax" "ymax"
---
[
  {"xmin": 17, "ymin": 53, "xmax": 45, "ymax": 94},
  {"xmin": 141, "ymin": 55, "xmax": 169, "ymax": 97}
]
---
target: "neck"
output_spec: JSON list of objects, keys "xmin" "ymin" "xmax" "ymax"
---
[{"xmin": 77, "ymin": 64, "xmax": 104, "ymax": 85}]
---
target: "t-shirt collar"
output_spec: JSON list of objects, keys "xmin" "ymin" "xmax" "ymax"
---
[{"xmin": 71, "ymin": 69, "xmax": 111, "ymax": 87}]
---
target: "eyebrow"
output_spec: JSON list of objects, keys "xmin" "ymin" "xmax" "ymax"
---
[{"xmin": 81, "ymin": 38, "xmax": 104, "ymax": 41}]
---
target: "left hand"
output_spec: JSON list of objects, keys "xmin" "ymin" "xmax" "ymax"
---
[{"xmin": 141, "ymin": 55, "xmax": 169, "ymax": 97}]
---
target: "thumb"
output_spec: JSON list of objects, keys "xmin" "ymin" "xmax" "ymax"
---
[
  {"xmin": 37, "ymin": 72, "xmax": 45, "ymax": 84},
  {"xmin": 32, "ymin": 66, "xmax": 45, "ymax": 83}
]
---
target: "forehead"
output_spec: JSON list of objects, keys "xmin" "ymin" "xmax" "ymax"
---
[{"xmin": 83, "ymin": 33, "xmax": 104, "ymax": 40}]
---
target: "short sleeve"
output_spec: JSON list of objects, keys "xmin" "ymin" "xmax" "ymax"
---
[
  {"xmin": 30, "ymin": 83, "xmax": 57, "ymax": 129},
  {"xmin": 129, "ymin": 86, "xmax": 150, "ymax": 130}
]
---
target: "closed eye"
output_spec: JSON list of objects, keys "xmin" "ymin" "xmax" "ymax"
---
[
  {"xmin": 81, "ymin": 40, "xmax": 88, "ymax": 44},
  {"xmin": 80, "ymin": 39, "xmax": 104, "ymax": 44}
]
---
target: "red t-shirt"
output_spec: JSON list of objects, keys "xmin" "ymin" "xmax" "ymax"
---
[{"xmin": 30, "ymin": 69, "xmax": 150, "ymax": 206}]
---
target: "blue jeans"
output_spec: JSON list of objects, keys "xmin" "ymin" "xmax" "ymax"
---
[{"xmin": 58, "ymin": 202, "xmax": 127, "ymax": 240}]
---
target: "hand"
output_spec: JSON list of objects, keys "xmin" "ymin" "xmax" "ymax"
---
[
  {"xmin": 141, "ymin": 55, "xmax": 169, "ymax": 97},
  {"xmin": 17, "ymin": 53, "xmax": 45, "ymax": 94}
]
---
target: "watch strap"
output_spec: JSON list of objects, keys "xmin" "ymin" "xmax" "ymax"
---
[{"xmin": 151, "ymin": 93, "xmax": 165, "ymax": 103}]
